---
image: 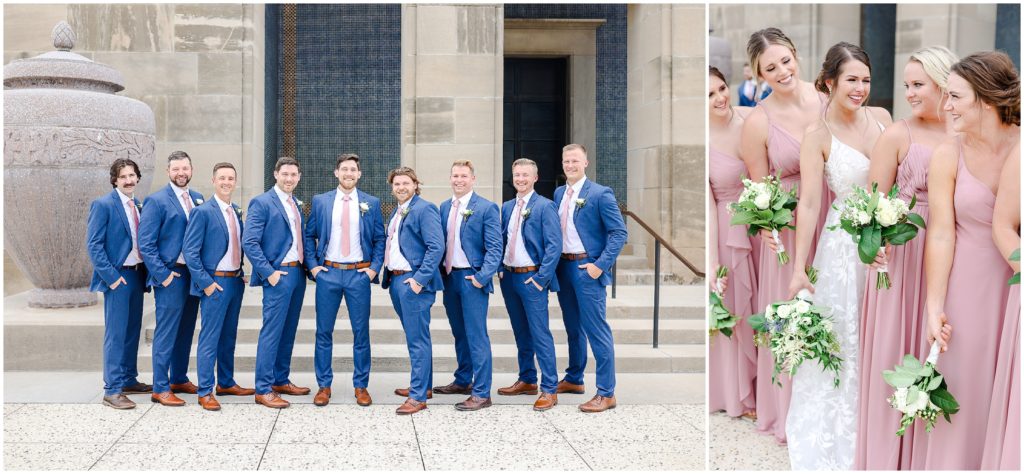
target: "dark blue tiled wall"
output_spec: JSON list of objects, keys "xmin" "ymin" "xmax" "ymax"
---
[
  {"xmin": 996, "ymin": 4, "xmax": 1021, "ymax": 71},
  {"xmin": 505, "ymin": 4, "xmax": 628, "ymax": 204}
]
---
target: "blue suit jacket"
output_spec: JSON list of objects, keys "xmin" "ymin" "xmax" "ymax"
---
[
  {"xmin": 439, "ymin": 193, "xmax": 503, "ymax": 293},
  {"xmin": 137, "ymin": 184, "xmax": 205, "ymax": 288},
  {"xmin": 182, "ymin": 198, "xmax": 246, "ymax": 297},
  {"xmin": 86, "ymin": 189, "xmax": 150, "ymax": 293},
  {"xmin": 242, "ymin": 188, "xmax": 308, "ymax": 287},
  {"xmin": 380, "ymin": 194, "xmax": 445, "ymax": 292},
  {"xmin": 554, "ymin": 179, "xmax": 628, "ymax": 286},
  {"xmin": 500, "ymin": 193, "xmax": 561, "ymax": 292},
  {"xmin": 303, "ymin": 189, "xmax": 387, "ymax": 283}
]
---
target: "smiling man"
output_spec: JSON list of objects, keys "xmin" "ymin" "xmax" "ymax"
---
[
  {"xmin": 138, "ymin": 151, "xmax": 205, "ymax": 406},
  {"xmin": 243, "ymin": 156, "xmax": 311, "ymax": 409},
  {"xmin": 86, "ymin": 158, "xmax": 152, "ymax": 409}
]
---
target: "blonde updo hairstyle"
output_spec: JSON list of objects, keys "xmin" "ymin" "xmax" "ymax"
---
[
  {"xmin": 747, "ymin": 27, "xmax": 799, "ymax": 81},
  {"xmin": 814, "ymin": 42, "xmax": 871, "ymax": 98},
  {"xmin": 950, "ymin": 51, "xmax": 1021, "ymax": 127}
]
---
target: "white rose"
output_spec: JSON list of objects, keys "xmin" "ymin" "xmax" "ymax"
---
[
  {"xmin": 777, "ymin": 304, "xmax": 792, "ymax": 319},
  {"xmin": 857, "ymin": 210, "xmax": 872, "ymax": 225},
  {"xmin": 908, "ymin": 391, "xmax": 931, "ymax": 414},
  {"xmin": 754, "ymin": 192, "xmax": 771, "ymax": 210},
  {"xmin": 876, "ymin": 206, "xmax": 899, "ymax": 227},
  {"xmin": 891, "ymin": 387, "xmax": 910, "ymax": 413},
  {"xmin": 794, "ymin": 300, "xmax": 811, "ymax": 314}
]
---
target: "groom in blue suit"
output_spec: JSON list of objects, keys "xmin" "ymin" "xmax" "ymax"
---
[
  {"xmin": 86, "ymin": 158, "xmax": 152, "ymax": 409},
  {"xmin": 434, "ymin": 160, "xmax": 503, "ymax": 411},
  {"xmin": 496, "ymin": 158, "xmax": 563, "ymax": 411},
  {"xmin": 382, "ymin": 167, "xmax": 445, "ymax": 415},
  {"xmin": 182, "ymin": 162, "xmax": 256, "ymax": 411},
  {"xmin": 243, "ymin": 156, "xmax": 311, "ymax": 409},
  {"xmin": 554, "ymin": 144, "xmax": 628, "ymax": 412},
  {"xmin": 304, "ymin": 153, "xmax": 386, "ymax": 407},
  {"xmin": 138, "ymin": 151, "xmax": 203, "ymax": 406}
]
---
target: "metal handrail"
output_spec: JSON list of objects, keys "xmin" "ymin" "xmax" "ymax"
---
[{"xmin": 611, "ymin": 207, "xmax": 704, "ymax": 348}]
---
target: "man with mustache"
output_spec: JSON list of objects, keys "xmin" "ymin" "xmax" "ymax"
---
[{"xmin": 138, "ymin": 151, "xmax": 204, "ymax": 406}]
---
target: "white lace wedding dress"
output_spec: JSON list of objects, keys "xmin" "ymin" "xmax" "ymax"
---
[{"xmin": 785, "ymin": 127, "xmax": 875, "ymax": 470}]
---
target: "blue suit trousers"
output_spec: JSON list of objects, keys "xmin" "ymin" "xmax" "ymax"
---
[
  {"xmin": 102, "ymin": 267, "xmax": 145, "ymax": 396},
  {"xmin": 196, "ymin": 274, "xmax": 243, "ymax": 397},
  {"xmin": 442, "ymin": 268, "xmax": 493, "ymax": 397},
  {"xmin": 151, "ymin": 267, "xmax": 199, "ymax": 392},
  {"xmin": 388, "ymin": 275, "xmax": 435, "ymax": 402},
  {"xmin": 556, "ymin": 257, "xmax": 616, "ymax": 396},
  {"xmin": 500, "ymin": 270, "xmax": 558, "ymax": 394},
  {"xmin": 314, "ymin": 268, "xmax": 372, "ymax": 389},
  {"xmin": 254, "ymin": 269, "xmax": 306, "ymax": 394}
]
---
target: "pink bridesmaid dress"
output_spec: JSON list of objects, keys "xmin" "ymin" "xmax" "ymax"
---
[
  {"xmin": 855, "ymin": 121, "xmax": 932, "ymax": 469},
  {"xmin": 709, "ymin": 149, "xmax": 758, "ymax": 417},
  {"xmin": 752, "ymin": 105, "xmax": 831, "ymax": 444},
  {"xmin": 980, "ymin": 281, "xmax": 1020, "ymax": 470},
  {"xmin": 910, "ymin": 138, "xmax": 1013, "ymax": 470}
]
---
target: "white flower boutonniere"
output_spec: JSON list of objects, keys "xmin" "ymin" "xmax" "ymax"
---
[
  {"xmin": 461, "ymin": 209, "xmax": 474, "ymax": 221},
  {"xmin": 521, "ymin": 207, "xmax": 532, "ymax": 219},
  {"xmin": 135, "ymin": 200, "xmax": 143, "ymax": 211},
  {"xmin": 296, "ymin": 199, "xmax": 304, "ymax": 207},
  {"xmin": 234, "ymin": 206, "xmax": 244, "ymax": 218},
  {"xmin": 574, "ymin": 198, "xmax": 586, "ymax": 210},
  {"xmin": 195, "ymin": 198, "xmax": 204, "ymax": 205},
  {"xmin": 401, "ymin": 207, "xmax": 410, "ymax": 217},
  {"xmin": 359, "ymin": 201, "xmax": 370, "ymax": 216}
]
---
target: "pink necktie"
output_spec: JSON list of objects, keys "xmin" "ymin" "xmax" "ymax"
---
[
  {"xmin": 384, "ymin": 210, "xmax": 399, "ymax": 269},
  {"xmin": 226, "ymin": 206, "xmax": 241, "ymax": 269},
  {"xmin": 508, "ymin": 198, "xmax": 524, "ymax": 262},
  {"xmin": 560, "ymin": 187, "xmax": 574, "ymax": 234},
  {"xmin": 287, "ymin": 197, "xmax": 303, "ymax": 264},
  {"xmin": 445, "ymin": 199, "xmax": 460, "ymax": 274},
  {"xmin": 129, "ymin": 200, "xmax": 142, "ymax": 260},
  {"xmin": 182, "ymin": 191, "xmax": 193, "ymax": 215},
  {"xmin": 341, "ymin": 195, "xmax": 352, "ymax": 258}
]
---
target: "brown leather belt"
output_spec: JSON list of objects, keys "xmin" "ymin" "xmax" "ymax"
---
[
  {"xmin": 448, "ymin": 267, "xmax": 472, "ymax": 272},
  {"xmin": 561, "ymin": 253, "xmax": 588, "ymax": 261},
  {"xmin": 325, "ymin": 260, "xmax": 370, "ymax": 270},
  {"xmin": 504, "ymin": 265, "xmax": 538, "ymax": 274},
  {"xmin": 122, "ymin": 264, "xmax": 143, "ymax": 271},
  {"xmin": 173, "ymin": 262, "xmax": 187, "ymax": 267},
  {"xmin": 213, "ymin": 270, "xmax": 241, "ymax": 277},
  {"xmin": 280, "ymin": 261, "xmax": 301, "ymax": 267},
  {"xmin": 390, "ymin": 269, "xmax": 410, "ymax": 276}
]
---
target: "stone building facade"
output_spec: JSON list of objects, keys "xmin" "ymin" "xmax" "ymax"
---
[{"xmin": 4, "ymin": 3, "xmax": 706, "ymax": 286}]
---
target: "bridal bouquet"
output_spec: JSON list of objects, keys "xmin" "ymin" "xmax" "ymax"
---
[
  {"xmin": 729, "ymin": 175, "xmax": 798, "ymax": 264},
  {"xmin": 829, "ymin": 183, "xmax": 925, "ymax": 289},
  {"xmin": 749, "ymin": 266, "xmax": 843, "ymax": 387},
  {"xmin": 708, "ymin": 266, "xmax": 739, "ymax": 339},
  {"xmin": 1009, "ymin": 248, "xmax": 1020, "ymax": 285},
  {"xmin": 883, "ymin": 342, "xmax": 960, "ymax": 436}
]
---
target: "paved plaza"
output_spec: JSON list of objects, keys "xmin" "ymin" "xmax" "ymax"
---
[{"xmin": 708, "ymin": 412, "xmax": 789, "ymax": 470}]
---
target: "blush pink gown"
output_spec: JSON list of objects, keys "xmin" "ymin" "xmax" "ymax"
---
[
  {"xmin": 709, "ymin": 148, "xmax": 758, "ymax": 416},
  {"xmin": 980, "ymin": 280, "xmax": 1020, "ymax": 470}
]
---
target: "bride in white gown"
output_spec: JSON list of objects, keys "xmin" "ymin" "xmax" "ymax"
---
[{"xmin": 785, "ymin": 42, "xmax": 892, "ymax": 470}]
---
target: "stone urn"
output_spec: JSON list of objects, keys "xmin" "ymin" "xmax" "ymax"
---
[{"xmin": 4, "ymin": 22, "xmax": 155, "ymax": 308}]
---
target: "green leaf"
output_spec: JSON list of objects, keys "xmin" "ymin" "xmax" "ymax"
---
[
  {"xmin": 1010, "ymin": 273, "xmax": 1020, "ymax": 286},
  {"xmin": 927, "ymin": 374, "xmax": 943, "ymax": 391},
  {"xmin": 882, "ymin": 369, "xmax": 918, "ymax": 388},
  {"xmin": 748, "ymin": 313, "xmax": 767, "ymax": 333},
  {"xmin": 716, "ymin": 266, "xmax": 728, "ymax": 279},
  {"xmin": 1011, "ymin": 248, "xmax": 1021, "ymax": 262},
  {"xmin": 931, "ymin": 388, "xmax": 960, "ymax": 415},
  {"xmin": 720, "ymin": 327, "xmax": 733, "ymax": 338},
  {"xmin": 772, "ymin": 208, "xmax": 794, "ymax": 226},
  {"xmin": 901, "ymin": 354, "xmax": 922, "ymax": 369},
  {"xmin": 858, "ymin": 226, "xmax": 882, "ymax": 264}
]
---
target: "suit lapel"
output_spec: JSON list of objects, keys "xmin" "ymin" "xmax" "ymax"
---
[
  {"xmin": 165, "ymin": 184, "xmax": 187, "ymax": 220},
  {"xmin": 356, "ymin": 190, "xmax": 371, "ymax": 246},
  {"xmin": 269, "ymin": 189, "xmax": 292, "ymax": 229},
  {"xmin": 323, "ymin": 189, "xmax": 338, "ymax": 244},
  {"xmin": 112, "ymin": 190, "xmax": 132, "ymax": 236},
  {"xmin": 210, "ymin": 200, "xmax": 229, "ymax": 248},
  {"xmin": 459, "ymin": 194, "xmax": 477, "ymax": 242},
  {"xmin": 573, "ymin": 180, "xmax": 592, "ymax": 220}
]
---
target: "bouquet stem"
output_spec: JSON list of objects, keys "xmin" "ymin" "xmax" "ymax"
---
[
  {"xmin": 876, "ymin": 265, "xmax": 891, "ymax": 290},
  {"xmin": 772, "ymin": 229, "xmax": 789, "ymax": 265}
]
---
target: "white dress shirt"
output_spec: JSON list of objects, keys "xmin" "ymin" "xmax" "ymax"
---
[
  {"xmin": 386, "ymin": 200, "xmax": 413, "ymax": 271},
  {"xmin": 274, "ymin": 185, "xmax": 302, "ymax": 264},
  {"xmin": 325, "ymin": 188, "xmax": 364, "ymax": 263},
  {"xmin": 503, "ymin": 190, "xmax": 537, "ymax": 267},
  {"xmin": 171, "ymin": 183, "xmax": 193, "ymax": 263},
  {"xmin": 118, "ymin": 189, "xmax": 143, "ymax": 266},
  {"xmin": 560, "ymin": 177, "xmax": 587, "ymax": 253},
  {"xmin": 214, "ymin": 195, "xmax": 241, "ymax": 271},
  {"xmin": 448, "ymin": 191, "xmax": 473, "ymax": 268}
]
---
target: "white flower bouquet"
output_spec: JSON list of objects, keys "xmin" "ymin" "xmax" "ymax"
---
[
  {"xmin": 749, "ymin": 266, "xmax": 842, "ymax": 387},
  {"xmin": 729, "ymin": 174, "xmax": 798, "ymax": 264},
  {"xmin": 829, "ymin": 183, "xmax": 925, "ymax": 289},
  {"xmin": 708, "ymin": 266, "xmax": 739, "ymax": 340},
  {"xmin": 883, "ymin": 342, "xmax": 960, "ymax": 436}
]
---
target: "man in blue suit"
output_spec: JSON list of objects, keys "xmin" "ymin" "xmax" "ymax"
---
[
  {"xmin": 182, "ymin": 162, "xmax": 256, "ymax": 411},
  {"xmin": 242, "ymin": 156, "xmax": 311, "ymax": 409},
  {"xmin": 496, "ymin": 158, "xmax": 563, "ymax": 411},
  {"xmin": 304, "ymin": 154, "xmax": 386, "ymax": 407},
  {"xmin": 434, "ymin": 160, "xmax": 502, "ymax": 411},
  {"xmin": 86, "ymin": 158, "xmax": 152, "ymax": 409},
  {"xmin": 554, "ymin": 144, "xmax": 628, "ymax": 412},
  {"xmin": 138, "ymin": 151, "xmax": 203, "ymax": 406},
  {"xmin": 381, "ymin": 167, "xmax": 444, "ymax": 415}
]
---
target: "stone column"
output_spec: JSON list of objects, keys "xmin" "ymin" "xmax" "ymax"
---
[
  {"xmin": 626, "ymin": 4, "xmax": 705, "ymax": 280},
  {"xmin": 401, "ymin": 4, "xmax": 504, "ymax": 203}
]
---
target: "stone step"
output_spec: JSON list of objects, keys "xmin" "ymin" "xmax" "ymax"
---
[
  {"xmin": 145, "ymin": 318, "xmax": 704, "ymax": 345},
  {"xmin": 611, "ymin": 254, "xmax": 650, "ymax": 270},
  {"xmin": 235, "ymin": 303, "xmax": 700, "ymax": 321},
  {"xmin": 135, "ymin": 342, "xmax": 704, "ymax": 373},
  {"xmin": 610, "ymin": 269, "xmax": 686, "ymax": 286}
]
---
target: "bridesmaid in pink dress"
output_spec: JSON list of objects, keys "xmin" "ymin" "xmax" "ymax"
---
[
  {"xmin": 738, "ymin": 27, "xmax": 830, "ymax": 444},
  {"xmin": 912, "ymin": 51, "xmax": 1020, "ymax": 470},
  {"xmin": 981, "ymin": 145, "xmax": 1020, "ymax": 470},
  {"xmin": 708, "ymin": 66, "xmax": 758, "ymax": 418},
  {"xmin": 854, "ymin": 46, "xmax": 958, "ymax": 470}
]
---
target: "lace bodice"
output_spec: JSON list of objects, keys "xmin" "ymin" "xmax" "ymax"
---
[{"xmin": 825, "ymin": 136, "xmax": 871, "ymax": 199}]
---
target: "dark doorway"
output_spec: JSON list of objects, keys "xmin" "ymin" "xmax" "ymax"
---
[
  {"xmin": 503, "ymin": 57, "xmax": 568, "ymax": 201},
  {"xmin": 860, "ymin": 4, "xmax": 896, "ymax": 114}
]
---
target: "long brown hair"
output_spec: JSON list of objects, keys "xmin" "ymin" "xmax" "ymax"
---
[{"xmin": 951, "ymin": 51, "xmax": 1021, "ymax": 126}]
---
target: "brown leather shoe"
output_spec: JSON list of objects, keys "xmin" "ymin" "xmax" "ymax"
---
[
  {"xmin": 497, "ymin": 380, "xmax": 539, "ymax": 396},
  {"xmin": 579, "ymin": 395, "xmax": 617, "ymax": 413},
  {"xmin": 432, "ymin": 381, "xmax": 472, "ymax": 395},
  {"xmin": 313, "ymin": 387, "xmax": 332, "ymax": 406},
  {"xmin": 394, "ymin": 387, "xmax": 433, "ymax": 399},
  {"xmin": 169, "ymin": 381, "xmax": 199, "ymax": 394},
  {"xmin": 255, "ymin": 392, "xmax": 290, "ymax": 409},
  {"xmin": 272, "ymin": 383, "xmax": 311, "ymax": 396},
  {"xmin": 150, "ymin": 391, "xmax": 186, "ymax": 406},
  {"xmin": 354, "ymin": 388, "xmax": 372, "ymax": 407},
  {"xmin": 556, "ymin": 380, "xmax": 585, "ymax": 394},
  {"xmin": 455, "ymin": 395, "xmax": 492, "ymax": 411},
  {"xmin": 533, "ymin": 393, "xmax": 558, "ymax": 411},
  {"xmin": 102, "ymin": 393, "xmax": 136, "ymax": 410},
  {"xmin": 198, "ymin": 395, "xmax": 221, "ymax": 411},
  {"xmin": 395, "ymin": 398, "xmax": 428, "ymax": 415},
  {"xmin": 122, "ymin": 382, "xmax": 153, "ymax": 394},
  {"xmin": 216, "ymin": 384, "xmax": 256, "ymax": 396}
]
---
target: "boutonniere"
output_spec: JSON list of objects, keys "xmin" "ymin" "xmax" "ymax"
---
[
  {"xmin": 401, "ymin": 207, "xmax": 410, "ymax": 217},
  {"xmin": 521, "ymin": 207, "xmax": 531, "ymax": 219},
  {"xmin": 234, "ymin": 206, "xmax": 244, "ymax": 218},
  {"xmin": 296, "ymin": 199, "xmax": 304, "ymax": 207},
  {"xmin": 359, "ymin": 201, "xmax": 370, "ymax": 216},
  {"xmin": 135, "ymin": 200, "xmax": 143, "ymax": 211},
  {"xmin": 461, "ymin": 209, "xmax": 474, "ymax": 221},
  {"xmin": 194, "ymin": 198, "xmax": 204, "ymax": 205},
  {"xmin": 574, "ymin": 198, "xmax": 586, "ymax": 210}
]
